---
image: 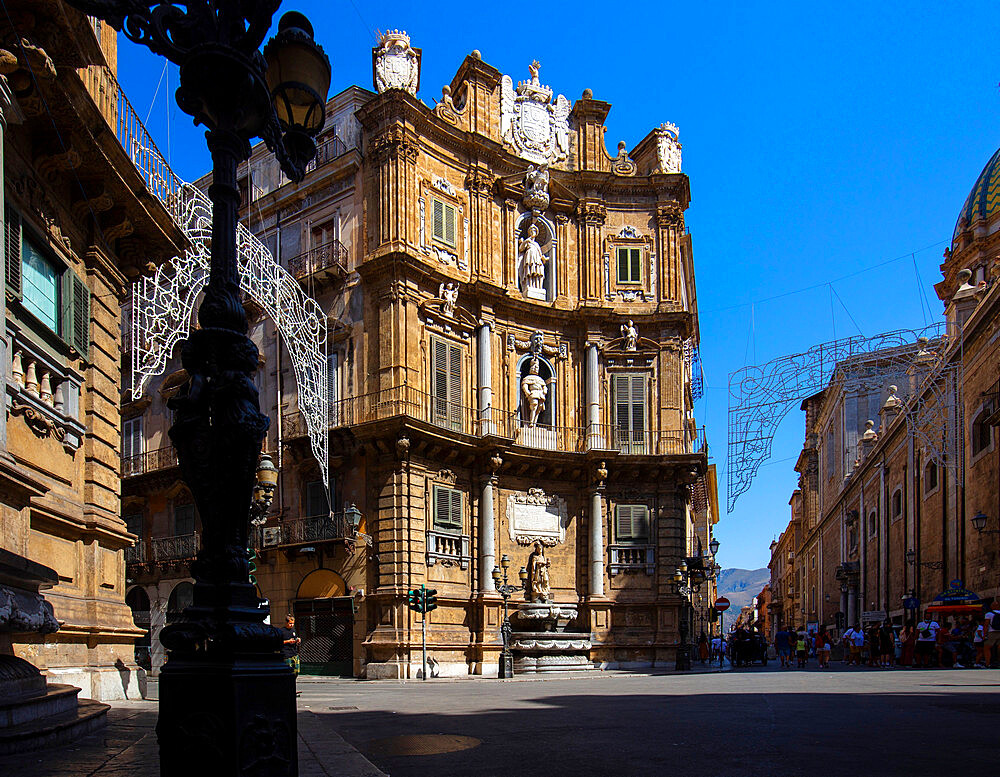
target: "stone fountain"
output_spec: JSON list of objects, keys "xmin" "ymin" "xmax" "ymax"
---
[{"xmin": 509, "ymin": 542, "xmax": 592, "ymax": 673}]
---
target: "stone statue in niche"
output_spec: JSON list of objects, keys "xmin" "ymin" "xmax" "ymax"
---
[
  {"xmin": 621, "ymin": 320, "xmax": 638, "ymax": 351},
  {"xmin": 439, "ymin": 281, "xmax": 458, "ymax": 317},
  {"xmin": 519, "ymin": 223, "xmax": 546, "ymax": 299},
  {"xmin": 520, "ymin": 357, "xmax": 548, "ymax": 427},
  {"xmin": 526, "ymin": 541, "xmax": 552, "ymax": 602}
]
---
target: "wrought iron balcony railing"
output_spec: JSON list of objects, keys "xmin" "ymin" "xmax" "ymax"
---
[
  {"xmin": 280, "ymin": 385, "xmax": 707, "ymax": 457},
  {"xmin": 123, "ymin": 446, "xmax": 179, "ymax": 478},
  {"xmin": 251, "ymin": 512, "xmax": 350, "ymax": 549},
  {"xmin": 304, "ymin": 133, "xmax": 350, "ymax": 172},
  {"xmin": 151, "ymin": 532, "xmax": 199, "ymax": 562},
  {"xmin": 287, "ymin": 239, "xmax": 348, "ymax": 281},
  {"xmin": 125, "ymin": 542, "xmax": 147, "ymax": 564}
]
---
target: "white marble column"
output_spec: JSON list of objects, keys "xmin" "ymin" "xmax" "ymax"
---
[
  {"xmin": 590, "ymin": 486, "xmax": 605, "ymax": 597},
  {"xmin": 480, "ymin": 475, "xmax": 496, "ymax": 592},
  {"xmin": 585, "ymin": 342, "xmax": 602, "ymax": 449},
  {"xmin": 477, "ymin": 322, "xmax": 494, "ymax": 435}
]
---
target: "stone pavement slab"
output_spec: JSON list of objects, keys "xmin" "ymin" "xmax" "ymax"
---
[{"xmin": 0, "ymin": 700, "xmax": 387, "ymax": 777}]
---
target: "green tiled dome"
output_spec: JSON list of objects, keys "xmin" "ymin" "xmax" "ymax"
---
[{"xmin": 954, "ymin": 146, "xmax": 1000, "ymax": 242}]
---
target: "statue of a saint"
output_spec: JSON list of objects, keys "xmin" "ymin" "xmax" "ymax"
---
[
  {"xmin": 526, "ymin": 541, "xmax": 551, "ymax": 602},
  {"xmin": 439, "ymin": 281, "xmax": 459, "ymax": 317},
  {"xmin": 519, "ymin": 223, "xmax": 546, "ymax": 297},
  {"xmin": 520, "ymin": 358, "xmax": 548, "ymax": 427},
  {"xmin": 621, "ymin": 320, "xmax": 638, "ymax": 350}
]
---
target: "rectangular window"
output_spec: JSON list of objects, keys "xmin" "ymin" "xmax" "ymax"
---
[
  {"xmin": 615, "ymin": 504, "xmax": 649, "ymax": 543},
  {"xmin": 924, "ymin": 462, "xmax": 938, "ymax": 494},
  {"xmin": 431, "ymin": 337, "xmax": 462, "ymax": 431},
  {"xmin": 304, "ymin": 480, "xmax": 329, "ymax": 517},
  {"xmin": 433, "ymin": 485, "xmax": 463, "ymax": 532},
  {"xmin": 826, "ymin": 429, "xmax": 835, "ymax": 479},
  {"xmin": 616, "ymin": 247, "xmax": 642, "ymax": 284},
  {"xmin": 174, "ymin": 504, "xmax": 196, "ymax": 536},
  {"xmin": 972, "ymin": 409, "xmax": 993, "ymax": 456},
  {"xmin": 22, "ymin": 234, "xmax": 60, "ymax": 332},
  {"xmin": 327, "ymin": 351, "xmax": 339, "ymax": 425},
  {"xmin": 123, "ymin": 417, "xmax": 143, "ymax": 460},
  {"xmin": 432, "ymin": 199, "xmax": 457, "ymax": 247},
  {"xmin": 124, "ymin": 512, "xmax": 143, "ymax": 539},
  {"xmin": 612, "ymin": 373, "xmax": 647, "ymax": 453}
]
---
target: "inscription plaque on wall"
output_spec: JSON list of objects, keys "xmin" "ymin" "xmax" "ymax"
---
[{"xmin": 507, "ymin": 488, "xmax": 568, "ymax": 546}]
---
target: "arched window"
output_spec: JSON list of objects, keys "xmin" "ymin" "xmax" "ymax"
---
[
  {"xmin": 867, "ymin": 510, "xmax": 877, "ymax": 538},
  {"xmin": 167, "ymin": 581, "xmax": 194, "ymax": 624},
  {"xmin": 892, "ymin": 489, "xmax": 903, "ymax": 519},
  {"xmin": 923, "ymin": 462, "xmax": 938, "ymax": 495}
]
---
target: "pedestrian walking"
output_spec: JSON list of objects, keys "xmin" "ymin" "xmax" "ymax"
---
[
  {"xmin": 878, "ymin": 620, "xmax": 895, "ymax": 668},
  {"xmin": 844, "ymin": 624, "xmax": 865, "ymax": 666},
  {"xmin": 698, "ymin": 633, "xmax": 709, "ymax": 664},
  {"xmin": 795, "ymin": 631, "xmax": 808, "ymax": 668},
  {"xmin": 915, "ymin": 612, "xmax": 940, "ymax": 667},
  {"xmin": 900, "ymin": 620, "xmax": 917, "ymax": 667},
  {"xmin": 775, "ymin": 626, "xmax": 791, "ymax": 668},
  {"xmin": 984, "ymin": 600, "xmax": 1000, "ymax": 668},
  {"xmin": 279, "ymin": 614, "xmax": 302, "ymax": 676},
  {"xmin": 866, "ymin": 622, "xmax": 880, "ymax": 667},
  {"xmin": 816, "ymin": 626, "xmax": 832, "ymax": 669}
]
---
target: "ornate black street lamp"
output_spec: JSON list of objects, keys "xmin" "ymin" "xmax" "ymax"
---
[
  {"xmin": 63, "ymin": 2, "xmax": 330, "ymax": 775},
  {"xmin": 673, "ymin": 562, "xmax": 695, "ymax": 671},
  {"xmin": 491, "ymin": 554, "xmax": 528, "ymax": 679}
]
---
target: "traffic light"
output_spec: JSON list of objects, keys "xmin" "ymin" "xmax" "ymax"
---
[
  {"xmin": 406, "ymin": 588, "xmax": 423, "ymax": 613},
  {"xmin": 424, "ymin": 588, "xmax": 438, "ymax": 612},
  {"xmin": 248, "ymin": 547, "xmax": 257, "ymax": 585}
]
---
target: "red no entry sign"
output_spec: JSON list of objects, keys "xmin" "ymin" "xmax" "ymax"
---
[{"xmin": 713, "ymin": 597, "xmax": 731, "ymax": 612}]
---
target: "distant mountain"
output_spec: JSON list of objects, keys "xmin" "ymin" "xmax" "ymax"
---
[{"xmin": 717, "ymin": 568, "xmax": 770, "ymax": 629}]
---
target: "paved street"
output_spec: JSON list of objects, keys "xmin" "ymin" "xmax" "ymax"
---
[
  {"xmin": 306, "ymin": 666, "xmax": 998, "ymax": 777},
  {"xmin": 3, "ymin": 666, "xmax": 997, "ymax": 776}
]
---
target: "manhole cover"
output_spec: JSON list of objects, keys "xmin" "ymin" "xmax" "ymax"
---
[{"xmin": 364, "ymin": 734, "xmax": 481, "ymax": 756}]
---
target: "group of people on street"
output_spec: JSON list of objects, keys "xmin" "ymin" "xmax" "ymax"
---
[{"xmin": 769, "ymin": 600, "xmax": 1000, "ymax": 670}]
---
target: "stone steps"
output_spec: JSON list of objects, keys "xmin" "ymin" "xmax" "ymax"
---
[{"xmin": 0, "ymin": 696, "xmax": 109, "ymax": 755}]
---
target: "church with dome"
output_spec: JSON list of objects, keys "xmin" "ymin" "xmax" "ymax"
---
[{"xmin": 766, "ymin": 145, "xmax": 1000, "ymax": 639}]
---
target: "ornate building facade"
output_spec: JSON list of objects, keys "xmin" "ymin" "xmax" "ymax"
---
[
  {"xmin": 0, "ymin": 2, "xmax": 183, "ymax": 701},
  {"xmin": 768, "ymin": 144, "xmax": 1000, "ymax": 636},
  {"xmin": 126, "ymin": 35, "xmax": 710, "ymax": 677}
]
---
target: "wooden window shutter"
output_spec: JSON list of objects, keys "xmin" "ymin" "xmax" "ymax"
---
[
  {"xmin": 615, "ymin": 505, "xmax": 632, "ymax": 540},
  {"xmin": 434, "ymin": 486, "xmax": 462, "ymax": 530},
  {"xmin": 630, "ymin": 248, "xmax": 641, "ymax": 282},
  {"xmin": 449, "ymin": 488, "xmax": 462, "ymax": 529},
  {"xmin": 616, "ymin": 248, "xmax": 628, "ymax": 282},
  {"xmin": 613, "ymin": 374, "xmax": 630, "ymax": 430},
  {"xmin": 432, "ymin": 200, "xmax": 445, "ymax": 242},
  {"xmin": 432, "ymin": 338, "xmax": 448, "ymax": 424},
  {"xmin": 4, "ymin": 206, "xmax": 20, "ymax": 299},
  {"xmin": 448, "ymin": 341, "xmax": 461, "ymax": 429},
  {"xmin": 630, "ymin": 374, "xmax": 646, "ymax": 435},
  {"xmin": 62, "ymin": 271, "xmax": 90, "ymax": 357},
  {"xmin": 444, "ymin": 203, "xmax": 456, "ymax": 246}
]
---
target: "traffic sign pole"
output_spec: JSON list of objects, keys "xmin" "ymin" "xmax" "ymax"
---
[{"xmin": 421, "ymin": 583, "xmax": 428, "ymax": 681}]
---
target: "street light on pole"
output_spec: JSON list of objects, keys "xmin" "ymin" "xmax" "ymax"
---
[
  {"xmin": 63, "ymin": 2, "xmax": 330, "ymax": 774},
  {"xmin": 492, "ymin": 554, "xmax": 527, "ymax": 679}
]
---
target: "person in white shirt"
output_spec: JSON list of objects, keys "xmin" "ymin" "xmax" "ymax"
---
[
  {"xmin": 843, "ymin": 625, "xmax": 865, "ymax": 665},
  {"xmin": 915, "ymin": 614, "xmax": 940, "ymax": 667}
]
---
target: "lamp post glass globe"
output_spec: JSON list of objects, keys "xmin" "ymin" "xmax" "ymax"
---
[
  {"xmin": 492, "ymin": 566, "xmax": 501, "ymax": 584},
  {"xmin": 972, "ymin": 511, "xmax": 988, "ymax": 532},
  {"xmin": 263, "ymin": 12, "xmax": 331, "ymax": 134},
  {"xmin": 905, "ymin": 548, "xmax": 916, "ymax": 565},
  {"xmin": 679, "ymin": 559, "xmax": 688, "ymax": 574},
  {"xmin": 709, "ymin": 538, "xmax": 720, "ymax": 556},
  {"xmin": 673, "ymin": 569, "xmax": 683, "ymax": 583},
  {"xmin": 501, "ymin": 554, "xmax": 511, "ymax": 570},
  {"xmin": 518, "ymin": 567, "xmax": 528, "ymax": 584}
]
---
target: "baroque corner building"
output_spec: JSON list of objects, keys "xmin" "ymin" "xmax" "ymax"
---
[
  {"xmin": 126, "ymin": 37, "xmax": 710, "ymax": 678},
  {"xmin": 0, "ymin": 3, "xmax": 184, "ymax": 701}
]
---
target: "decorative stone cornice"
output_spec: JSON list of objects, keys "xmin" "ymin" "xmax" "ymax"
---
[
  {"xmin": 464, "ymin": 168, "xmax": 496, "ymax": 194},
  {"xmin": 577, "ymin": 201, "xmax": 606, "ymax": 226},
  {"xmin": 655, "ymin": 203, "xmax": 684, "ymax": 228}
]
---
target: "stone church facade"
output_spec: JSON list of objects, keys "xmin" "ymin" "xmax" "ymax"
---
[{"xmin": 126, "ymin": 35, "xmax": 712, "ymax": 678}]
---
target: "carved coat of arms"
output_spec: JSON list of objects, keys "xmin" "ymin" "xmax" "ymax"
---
[
  {"xmin": 500, "ymin": 61, "xmax": 570, "ymax": 165},
  {"xmin": 656, "ymin": 122, "xmax": 682, "ymax": 173},
  {"xmin": 373, "ymin": 30, "xmax": 419, "ymax": 94}
]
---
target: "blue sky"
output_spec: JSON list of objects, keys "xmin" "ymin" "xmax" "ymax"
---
[{"xmin": 116, "ymin": 2, "xmax": 1000, "ymax": 571}]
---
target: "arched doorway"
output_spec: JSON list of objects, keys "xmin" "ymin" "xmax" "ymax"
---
[
  {"xmin": 126, "ymin": 587, "xmax": 151, "ymax": 670},
  {"xmin": 294, "ymin": 569, "xmax": 353, "ymax": 677}
]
